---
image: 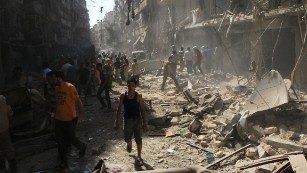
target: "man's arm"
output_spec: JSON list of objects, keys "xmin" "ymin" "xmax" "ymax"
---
[
  {"xmin": 114, "ymin": 93, "xmax": 124, "ymax": 130},
  {"xmin": 138, "ymin": 94, "xmax": 148, "ymax": 131},
  {"xmin": 76, "ymin": 97, "xmax": 84, "ymax": 123}
]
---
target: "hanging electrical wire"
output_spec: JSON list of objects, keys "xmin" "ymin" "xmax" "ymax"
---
[
  {"xmin": 126, "ymin": 0, "xmax": 135, "ymax": 25},
  {"xmin": 271, "ymin": 18, "xmax": 284, "ymax": 69}
]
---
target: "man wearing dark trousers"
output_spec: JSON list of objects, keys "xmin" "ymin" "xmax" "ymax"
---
[
  {"xmin": 161, "ymin": 56, "xmax": 182, "ymax": 91},
  {"xmin": 50, "ymin": 71, "xmax": 86, "ymax": 168},
  {"xmin": 96, "ymin": 60, "xmax": 112, "ymax": 111}
]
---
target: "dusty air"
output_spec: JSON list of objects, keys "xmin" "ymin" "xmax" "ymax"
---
[{"xmin": 1, "ymin": 0, "xmax": 307, "ymax": 173}]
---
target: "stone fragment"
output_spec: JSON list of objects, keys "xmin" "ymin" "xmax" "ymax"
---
[
  {"xmin": 264, "ymin": 144, "xmax": 276, "ymax": 156},
  {"xmin": 205, "ymin": 123, "xmax": 217, "ymax": 129},
  {"xmin": 158, "ymin": 158, "xmax": 164, "ymax": 163},
  {"xmin": 213, "ymin": 140, "xmax": 226, "ymax": 148},
  {"xmin": 246, "ymin": 148, "xmax": 257, "ymax": 158},
  {"xmin": 215, "ymin": 151, "xmax": 224, "ymax": 158},
  {"xmin": 168, "ymin": 110, "xmax": 180, "ymax": 117},
  {"xmin": 170, "ymin": 117, "xmax": 179, "ymax": 125},
  {"xmin": 287, "ymin": 131, "xmax": 300, "ymax": 140},
  {"xmin": 264, "ymin": 127, "xmax": 278, "ymax": 135},
  {"xmin": 200, "ymin": 141, "xmax": 207, "ymax": 148},
  {"xmin": 279, "ymin": 124, "xmax": 288, "ymax": 139},
  {"xmin": 197, "ymin": 135, "xmax": 206, "ymax": 142},
  {"xmin": 257, "ymin": 144, "xmax": 267, "ymax": 158},
  {"xmin": 251, "ymin": 125, "xmax": 265, "ymax": 138},
  {"xmin": 277, "ymin": 148, "xmax": 288, "ymax": 154},
  {"xmin": 248, "ymin": 134, "xmax": 259, "ymax": 142},
  {"xmin": 257, "ymin": 164, "xmax": 276, "ymax": 173},
  {"xmin": 184, "ymin": 132, "xmax": 193, "ymax": 138}
]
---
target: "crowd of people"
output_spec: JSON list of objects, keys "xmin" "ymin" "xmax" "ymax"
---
[
  {"xmin": 41, "ymin": 52, "xmax": 146, "ymax": 169},
  {"xmin": 0, "ymin": 44, "xmax": 224, "ymax": 171},
  {"xmin": 161, "ymin": 44, "xmax": 224, "ymax": 91}
]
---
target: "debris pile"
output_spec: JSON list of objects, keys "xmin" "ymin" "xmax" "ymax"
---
[{"xmin": 114, "ymin": 69, "xmax": 307, "ymax": 172}]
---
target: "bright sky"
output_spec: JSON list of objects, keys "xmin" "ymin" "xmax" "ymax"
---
[{"xmin": 86, "ymin": 0, "xmax": 115, "ymax": 28}]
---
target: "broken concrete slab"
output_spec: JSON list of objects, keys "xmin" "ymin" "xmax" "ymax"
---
[
  {"xmin": 245, "ymin": 70, "xmax": 289, "ymax": 115},
  {"xmin": 265, "ymin": 136, "xmax": 304, "ymax": 152}
]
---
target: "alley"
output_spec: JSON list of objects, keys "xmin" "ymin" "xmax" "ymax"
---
[{"xmin": 2, "ymin": 0, "xmax": 307, "ymax": 173}]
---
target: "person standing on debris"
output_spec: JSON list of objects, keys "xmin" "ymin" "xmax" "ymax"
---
[
  {"xmin": 178, "ymin": 47, "xmax": 185, "ymax": 72},
  {"xmin": 77, "ymin": 62, "xmax": 91, "ymax": 105},
  {"xmin": 214, "ymin": 46, "xmax": 223, "ymax": 72},
  {"xmin": 131, "ymin": 58, "xmax": 141, "ymax": 86},
  {"xmin": 122, "ymin": 55, "xmax": 129, "ymax": 81},
  {"xmin": 193, "ymin": 46, "xmax": 204, "ymax": 75},
  {"xmin": 114, "ymin": 77, "xmax": 148, "ymax": 163},
  {"xmin": 51, "ymin": 71, "xmax": 87, "ymax": 168},
  {"xmin": 42, "ymin": 62, "xmax": 52, "ymax": 98},
  {"xmin": 169, "ymin": 50, "xmax": 178, "ymax": 76},
  {"xmin": 202, "ymin": 46, "xmax": 212, "ymax": 73},
  {"xmin": 184, "ymin": 47, "xmax": 193, "ymax": 74},
  {"xmin": 113, "ymin": 57, "xmax": 122, "ymax": 84},
  {"xmin": 161, "ymin": 57, "xmax": 181, "ymax": 91},
  {"xmin": 66, "ymin": 59, "xmax": 78, "ymax": 87},
  {"xmin": 96, "ymin": 60, "xmax": 113, "ymax": 111},
  {"xmin": 0, "ymin": 95, "xmax": 17, "ymax": 173}
]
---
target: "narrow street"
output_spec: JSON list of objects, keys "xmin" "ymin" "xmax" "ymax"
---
[{"xmin": 2, "ymin": 0, "xmax": 307, "ymax": 173}]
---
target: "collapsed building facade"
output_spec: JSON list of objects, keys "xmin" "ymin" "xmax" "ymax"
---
[
  {"xmin": 0, "ymin": 0, "xmax": 91, "ymax": 85},
  {"xmin": 113, "ymin": 0, "xmax": 307, "ymax": 91}
]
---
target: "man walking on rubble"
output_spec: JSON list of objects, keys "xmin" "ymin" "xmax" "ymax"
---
[
  {"xmin": 131, "ymin": 58, "xmax": 141, "ymax": 86},
  {"xmin": 96, "ymin": 59, "xmax": 113, "ymax": 112},
  {"xmin": 50, "ymin": 71, "xmax": 86, "ymax": 168},
  {"xmin": 193, "ymin": 46, "xmax": 204, "ymax": 75},
  {"xmin": 114, "ymin": 77, "xmax": 148, "ymax": 164},
  {"xmin": 184, "ymin": 47, "xmax": 193, "ymax": 74},
  {"xmin": 161, "ymin": 55, "xmax": 182, "ymax": 91},
  {"xmin": 0, "ymin": 95, "xmax": 17, "ymax": 173}
]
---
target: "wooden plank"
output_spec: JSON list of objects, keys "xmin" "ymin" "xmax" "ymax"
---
[
  {"xmin": 205, "ymin": 144, "xmax": 251, "ymax": 169},
  {"xmin": 288, "ymin": 154, "xmax": 307, "ymax": 173}
]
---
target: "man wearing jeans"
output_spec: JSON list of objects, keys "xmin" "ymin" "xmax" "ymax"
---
[
  {"xmin": 51, "ymin": 71, "xmax": 86, "ymax": 168},
  {"xmin": 114, "ymin": 78, "xmax": 148, "ymax": 163}
]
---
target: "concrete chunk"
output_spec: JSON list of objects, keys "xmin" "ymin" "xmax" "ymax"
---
[
  {"xmin": 264, "ymin": 127, "xmax": 278, "ymax": 135},
  {"xmin": 246, "ymin": 147, "xmax": 257, "ymax": 158},
  {"xmin": 265, "ymin": 136, "xmax": 304, "ymax": 152}
]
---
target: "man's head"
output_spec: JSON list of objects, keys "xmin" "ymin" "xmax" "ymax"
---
[
  {"xmin": 46, "ymin": 71, "xmax": 63, "ymax": 86},
  {"xmin": 168, "ymin": 54, "xmax": 174, "ymax": 62},
  {"xmin": 127, "ymin": 77, "xmax": 137, "ymax": 92}
]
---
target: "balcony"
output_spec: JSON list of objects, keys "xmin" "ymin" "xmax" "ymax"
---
[{"xmin": 134, "ymin": 0, "xmax": 148, "ymax": 15}]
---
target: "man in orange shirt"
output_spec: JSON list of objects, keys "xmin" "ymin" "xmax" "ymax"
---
[{"xmin": 50, "ymin": 71, "xmax": 86, "ymax": 168}]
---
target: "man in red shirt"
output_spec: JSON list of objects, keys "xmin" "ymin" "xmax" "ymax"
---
[{"xmin": 193, "ymin": 46, "xmax": 204, "ymax": 75}]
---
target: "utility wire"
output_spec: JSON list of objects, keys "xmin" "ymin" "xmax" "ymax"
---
[{"xmin": 271, "ymin": 18, "xmax": 284, "ymax": 69}]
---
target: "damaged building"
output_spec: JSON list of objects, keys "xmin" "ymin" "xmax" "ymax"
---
[
  {"xmin": 113, "ymin": 0, "xmax": 307, "ymax": 91},
  {"xmin": 0, "ymin": 0, "xmax": 91, "ymax": 87}
]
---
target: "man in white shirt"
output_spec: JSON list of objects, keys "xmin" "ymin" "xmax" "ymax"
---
[{"xmin": 184, "ymin": 47, "xmax": 193, "ymax": 74}]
